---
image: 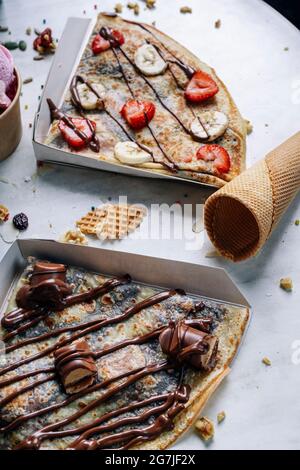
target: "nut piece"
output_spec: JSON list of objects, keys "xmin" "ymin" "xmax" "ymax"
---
[
  {"xmin": 195, "ymin": 417, "xmax": 214, "ymax": 441},
  {"xmin": 146, "ymin": 0, "xmax": 156, "ymax": 9},
  {"xmin": 0, "ymin": 204, "xmax": 9, "ymax": 223},
  {"xmin": 262, "ymin": 357, "xmax": 271, "ymax": 366},
  {"xmin": 245, "ymin": 119, "xmax": 253, "ymax": 135},
  {"xmin": 180, "ymin": 6, "xmax": 192, "ymax": 14},
  {"xmin": 60, "ymin": 229, "xmax": 88, "ymax": 246},
  {"xmin": 114, "ymin": 3, "xmax": 123, "ymax": 13},
  {"xmin": 280, "ymin": 277, "xmax": 293, "ymax": 292},
  {"xmin": 217, "ymin": 411, "xmax": 226, "ymax": 424},
  {"xmin": 215, "ymin": 19, "xmax": 222, "ymax": 29}
]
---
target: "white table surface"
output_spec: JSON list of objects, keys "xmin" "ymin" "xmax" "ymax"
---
[{"xmin": 0, "ymin": 0, "xmax": 300, "ymax": 450}]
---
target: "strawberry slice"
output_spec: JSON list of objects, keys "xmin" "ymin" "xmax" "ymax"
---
[
  {"xmin": 185, "ymin": 71, "xmax": 219, "ymax": 103},
  {"xmin": 58, "ymin": 117, "xmax": 96, "ymax": 149},
  {"xmin": 121, "ymin": 100, "xmax": 156, "ymax": 130},
  {"xmin": 196, "ymin": 144, "xmax": 231, "ymax": 174},
  {"xmin": 91, "ymin": 29, "xmax": 124, "ymax": 55}
]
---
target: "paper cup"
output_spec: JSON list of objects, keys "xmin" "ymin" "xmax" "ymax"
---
[{"xmin": 0, "ymin": 68, "xmax": 22, "ymax": 161}]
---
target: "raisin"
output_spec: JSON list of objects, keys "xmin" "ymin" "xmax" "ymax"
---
[{"xmin": 13, "ymin": 213, "xmax": 29, "ymax": 231}]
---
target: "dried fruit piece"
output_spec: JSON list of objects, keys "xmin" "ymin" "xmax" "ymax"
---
[
  {"xmin": 13, "ymin": 213, "xmax": 29, "ymax": 231},
  {"xmin": 18, "ymin": 40, "xmax": 27, "ymax": 51},
  {"xmin": 280, "ymin": 277, "xmax": 293, "ymax": 291},
  {"xmin": 217, "ymin": 411, "xmax": 226, "ymax": 423},
  {"xmin": 195, "ymin": 417, "xmax": 214, "ymax": 441},
  {"xmin": 114, "ymin": 3, "xmax": 123, "ymax": 13}
]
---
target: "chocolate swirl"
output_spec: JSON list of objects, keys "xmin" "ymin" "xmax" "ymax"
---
[
  {"xmin": 54, "ymin": 339, "xmax": 98, "ymax": 394},
  {"xmin": 1, "ymin": 262, "xmax": 72, "ymax": 329},
  {"xmin": 159, "ymin": 319, "xmax": 218, "ymax": 371}
]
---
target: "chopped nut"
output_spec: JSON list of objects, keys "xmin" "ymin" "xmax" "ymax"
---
[
  {"xmin": 280, "ymin": 277, "xmax": 293, "ymax": 292},
  {"xmin": 114, "ymin": 3, "xmax": 123, "ymax": 13},
  {"xmin": 262, "ymin": 357, "xmax": 271, "ymax": 366},
  {"xmin": 127, "ymin": 2, "xmax": 138, "ymax": 9},
  {"xmin": 180, "ymin": 6, "xmax": 192, "ymax": 14},
  {"xmin": 195, "ymin": 417, "xmax": 214, "ymax": 441},
  {"xmin": 215, "ymin": 19, "xmax": 221, "ymax": 29},
  {"xmin": 295, "ymin": 219, "xmax": 299, "ymax": 226},
  {"xmin": 217, "ymin": 411, "xmax": 226, "ymax": 424},
  {"xmin": 134, "ymin": 4, "xmax": 140, "ymax": 14},
  {"xmin": 146, "ymin": 0, "xmax": 156, "ymax": 8},
  {"xmin": 0, "ymin": 204, "xmax": 9, "ymax": 223},
  {"xmin": 60, "ymin": 229, "xmax": 88, "ymax": 246},
  {"xmin": 245, "ymin": 119, "xmax": 253, "ymax": 135}
]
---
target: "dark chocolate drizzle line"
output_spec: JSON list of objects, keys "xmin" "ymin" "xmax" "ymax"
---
[
  {"xmin": 15, "ymin": 362, "xmax": 172, "ymax": 450},
  {"xmin": 70, "ymin": 75, "xmax": 156, "ymax": 162},
  {"xmin": 99, "ymin": 27, "xmax": 176, "ymax": 172},
  {"xmin": 1, "ymin": 275, "xmax": 129, "ymax": 336},
  {"xmin": 47, "ymin": 98, "xmax": 100, "ymax": 153},
  {"xmin": 0, "ymin": 290, "xmax": 179, "ymax": 377}
]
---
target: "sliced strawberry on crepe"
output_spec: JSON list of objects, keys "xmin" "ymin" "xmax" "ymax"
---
[
  {"xmin": 121, "ymin": 100, "xmax": 156, "ymax": 130},
  {"xmin": 58, "ymin": 117, "xmax": 96, "ymax": 150},
  {"xmin": 196, "ymin": 144, "xmax": 231, "ymax": 174},
  {"xmin": 91, "ymin": 29, "xmax": 124, "ymax": 55},
  {"xmin": 185, "ymin": 71, "xmax": 219, "ymax": 103}
]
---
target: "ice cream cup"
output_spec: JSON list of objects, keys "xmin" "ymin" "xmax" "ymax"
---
[{"xmin": 0, "ymin": 68, "xmax": 22, "ymax": 161}]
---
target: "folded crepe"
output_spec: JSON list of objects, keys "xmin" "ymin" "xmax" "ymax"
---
[{"xmin": 204, "ymin": 131, "xmax": 300, "ymax": 261}]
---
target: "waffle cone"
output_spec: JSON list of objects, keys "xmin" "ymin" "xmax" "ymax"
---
[{"xmin": 204, "ymin": 132, "xmax": 300, "ymax": 261}]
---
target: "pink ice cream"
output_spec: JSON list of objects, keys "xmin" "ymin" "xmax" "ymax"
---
[{"xmin": 0, "ymin": 45, "xmax": 16, "ymax": 112}]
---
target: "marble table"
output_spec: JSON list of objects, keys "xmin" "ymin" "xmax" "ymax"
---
[{"xmin": 0, "ymin": 0, "xmax": 300, "ymax": 450}]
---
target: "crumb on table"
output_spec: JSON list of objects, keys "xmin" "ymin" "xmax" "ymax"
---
[
  {"xmin": 280, "ymin": 277, "xmax": 293, "ymax": 292},
  {"xmin": 195, "ymin": 417, "xmax": 214, "ymax": 441}
]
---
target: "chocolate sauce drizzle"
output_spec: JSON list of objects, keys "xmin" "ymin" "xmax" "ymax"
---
[
  {"xmin": 0, "ymin": 260, "xmax": 218, "ymax": 450},
  {"xmin": 47, "ymin": 98, "xmax": 100, "ymax": 153},
  {"xmin": 98, "ymin": 27, "xmax": 176, "ymax": 172}
]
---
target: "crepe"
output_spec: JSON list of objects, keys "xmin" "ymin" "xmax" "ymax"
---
[
  {"xmin": 0, "ymin": 258, "xmax": 249, "ymax": 450},
  {"xmin": 45, "ymin": 12, "xmax": 246, "ymax": 188}
]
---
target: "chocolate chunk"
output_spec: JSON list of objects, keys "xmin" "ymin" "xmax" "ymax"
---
[
  {"xmin": 54, "ymin": 340, "xmax": 97, "ymax": 394},
  {"xmin": 159, "ymin": 320, "xmax": 218, "ymax": 371}
]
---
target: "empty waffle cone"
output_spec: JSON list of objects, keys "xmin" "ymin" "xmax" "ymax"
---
[{"xmin": 204, "ymin": 132, "xmax": 300, "ymax": 261}]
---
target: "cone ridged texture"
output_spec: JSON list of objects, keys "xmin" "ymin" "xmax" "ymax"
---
[{"xmin": 204, "ymin": 132, "xmax": 300, "ymax": 261}]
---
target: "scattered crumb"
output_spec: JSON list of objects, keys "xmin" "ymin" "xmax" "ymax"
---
[
  {"xmin": 146, "ymin": 0, "xmax": 156, "ymax": 9},
  {"xmin": 295, "ymin": 219, "xmax": 299, "ymax": 226},
  {"xmin": 24, "ymin": 104, "xmax": 29, "ymax": 110},
  {"xmin": 114, "ymin": 3, "xmax": 123, "ymax": 13},
  {"xmin": 195, "ymin": 417, "xmax": 214, "ymax": 441},
  {"xmin": 205, "ymin": 249, "xmax": 221, "ymax": 258},
  {"xmin": 60, "ymin": 229, "xmax": 88, "ymax": 246},
  {"xmin": 284, "ymin": 47, "xmax": 289, "ymax": 51},
  {"xmin": 180, "ymin": 6, "xmax": 192, "ymax": 14},
  {"xmin": 280, "ymin": 277, "xmax": 293, "ymax": 292},
  {"xmin": 26, "ymin": 27, "xmax": 32, "ymax": 36},
  {"xmin": 0, "ymin": 204, "xmax": 10, "ymax": 223},
  {"xmin": 33, "ymin": 55, "xmax": 44, "ymax": 61},
  {"xmin": 215, "ymin": 19, "xmax": 221, "ymax": 29},
  {"xmin": 262, "ymin": 357, "xmax": 271, "ymax": 366},
  {"xmin": 265, "ymin": 123, "xmax": 269, "ymax": 127},
  {"xmin": 217, "ymin": 411, "xmax": 226, "ymax": 424},
  {"xmin": 127, "ymin": 2, "xmax": 139, "ymax": 15},
  {"xmin": 24, "ymin": 176, "xmax": 31, "ymax": 183},
  {"xmin": 245, "ymin": 119, "xmax": 253, "ymax": 135},
  {"xmin": 23, "ymin": 77, "xmax": 33, "ymax": 85}
]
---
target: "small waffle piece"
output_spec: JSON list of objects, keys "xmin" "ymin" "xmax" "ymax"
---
[
  {"xmin": 77, "ymin": 204, "xmax": 147, "ymax": 240},
  {"xmin": 0, "ymin": 204, "xmax": 9, "ymax": 223}
]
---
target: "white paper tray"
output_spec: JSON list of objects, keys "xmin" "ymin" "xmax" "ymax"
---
[{"xmin": 32, "ymin": 16, "xmax": 217, "ymax": 188}]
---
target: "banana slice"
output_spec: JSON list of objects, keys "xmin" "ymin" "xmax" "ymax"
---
[
  {"xmin": 114, "ymin": 141, "xmax": 153, "ymax": 165},
  {"xmin": 76, "ymin": 83, "xmax": 106, "ymax": 110},
  {"xmin": 134, "ymin": 44, "xmax": 168, "ymax": 76},
  {"xmin": 190, "ymin": 111, "xmax": 228, "ymax": 142}
]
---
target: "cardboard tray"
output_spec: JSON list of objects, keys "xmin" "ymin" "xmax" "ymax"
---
[
  {"xmin": 0, "ymin": 239, "xmax": 250, "ymax": 316},
  {"xmin": 32, "ymin": 17, "xmax": 216, "ymax": 188}
]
